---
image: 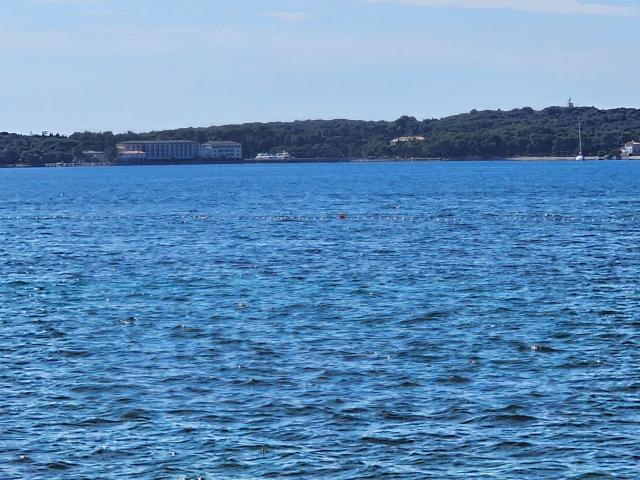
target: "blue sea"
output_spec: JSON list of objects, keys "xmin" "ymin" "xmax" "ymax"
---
[{"xmin": 1, "ymin": 161, "xmax": 639, "ymax": 479}]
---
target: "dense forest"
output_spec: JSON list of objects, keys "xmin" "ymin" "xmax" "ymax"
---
[{"xmin": 2, "ymin": 106, "xmax": 640, "ymax": 166}]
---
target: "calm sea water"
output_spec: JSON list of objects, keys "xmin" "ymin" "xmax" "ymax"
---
[{"xmin": 1, "ymin": 161, "xmax": 639, "ymax": 479}]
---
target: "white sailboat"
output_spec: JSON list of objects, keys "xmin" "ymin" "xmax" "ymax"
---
[{"xmin": 575, "ymin": 122, "xmax": 584, "ymax": 161}]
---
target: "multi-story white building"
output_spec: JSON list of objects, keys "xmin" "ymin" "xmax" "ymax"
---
[
  {"xmin": 117, "ymin": 141, "xmax": 200, "ymax": 162},
  {"xmin": 621, "ymin": 141, "xmax": 640, "ymax": 156},
  {"xmin": 200, "ymin": 141, "xmax": 243, "ymax": 159},
  {"xmin": 390, "ymin": 135, "xmax": 426, "ymax": 145}
]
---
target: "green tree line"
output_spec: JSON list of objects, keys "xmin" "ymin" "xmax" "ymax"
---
[{"xmin": 2, "ymin": 106, "xmax": 640, "ymax": 166}]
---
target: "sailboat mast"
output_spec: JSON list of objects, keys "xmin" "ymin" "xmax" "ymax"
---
[{"xmin": 578, "ymin": 122, "xmax": 583, "ymax": 154}]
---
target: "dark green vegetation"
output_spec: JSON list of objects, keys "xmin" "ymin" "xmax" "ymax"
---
[{"xmin": 2, "ymin": 106, "xmax": 640, "ymax": 166}]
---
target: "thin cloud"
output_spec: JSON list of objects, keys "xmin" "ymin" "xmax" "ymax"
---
[
  {"xmin": 265, "ymin": 11, "xmax": 311, "ymax": 22},
  {"xmin": 367, "ymin": 0, "xmax": 640, "ymax": 17}
]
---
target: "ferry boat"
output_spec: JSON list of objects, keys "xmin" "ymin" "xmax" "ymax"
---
[{"xmin": 254, "ymin": 151, "xmax": 294, "ymax": 161}]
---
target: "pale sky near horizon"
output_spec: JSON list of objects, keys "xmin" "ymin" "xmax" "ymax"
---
[{"xmin": 2, "ymin": 0, "xmax": 639, "ymax": 135}]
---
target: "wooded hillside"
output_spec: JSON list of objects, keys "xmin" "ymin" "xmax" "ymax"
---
[{"xmin": 2, "ymin": 106, "xmax": 639, "ymax": 166}]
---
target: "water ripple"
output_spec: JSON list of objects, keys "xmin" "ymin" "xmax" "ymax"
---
[{"xmin": 1, "ymin": 162, "xmax": 639, "ymax": 479}]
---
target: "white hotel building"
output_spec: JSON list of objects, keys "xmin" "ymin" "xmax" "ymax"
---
[
  {"xmin": 117, "ymin": 141, "xmax": 201, "ymax": 162},
  {"xmin": 200, "ymin": 141, "xmax": 242, "ymax": 160},
  {"xmin": 117, "ymin": 140, "xmax": 243, "ymax": 162}
]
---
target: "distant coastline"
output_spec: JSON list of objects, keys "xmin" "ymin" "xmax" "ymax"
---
[
  {"xmin": 3, "ymin": 156, "xmax": 640, "ymax": 169},
  {"xmin": 3, "ymin": 106, "xmax": 640, "ymax": 167}
]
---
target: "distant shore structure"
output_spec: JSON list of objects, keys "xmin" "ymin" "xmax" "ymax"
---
[
  {"xmin": 390, "ymin": 135, "xmax": 425, "ymax": 146},
  {"xmin": 82, "ymin": 150, "xmax": 108, "ymax": 162},
  {"xmin": 116, "ymin": 140, "xmax": 243, "ymax": 163},
  {"xmin": 117, "ymin": 140, "xmax": 200, "ymax": 163},
  {"xmin": 200, "ymin": 141, "xmax": 242, "ymax": 160}
]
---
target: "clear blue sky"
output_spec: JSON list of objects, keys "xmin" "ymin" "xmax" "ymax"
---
[{"xmin": 2, "ymin": 0, "xmax": 639, "ymax": 134}]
